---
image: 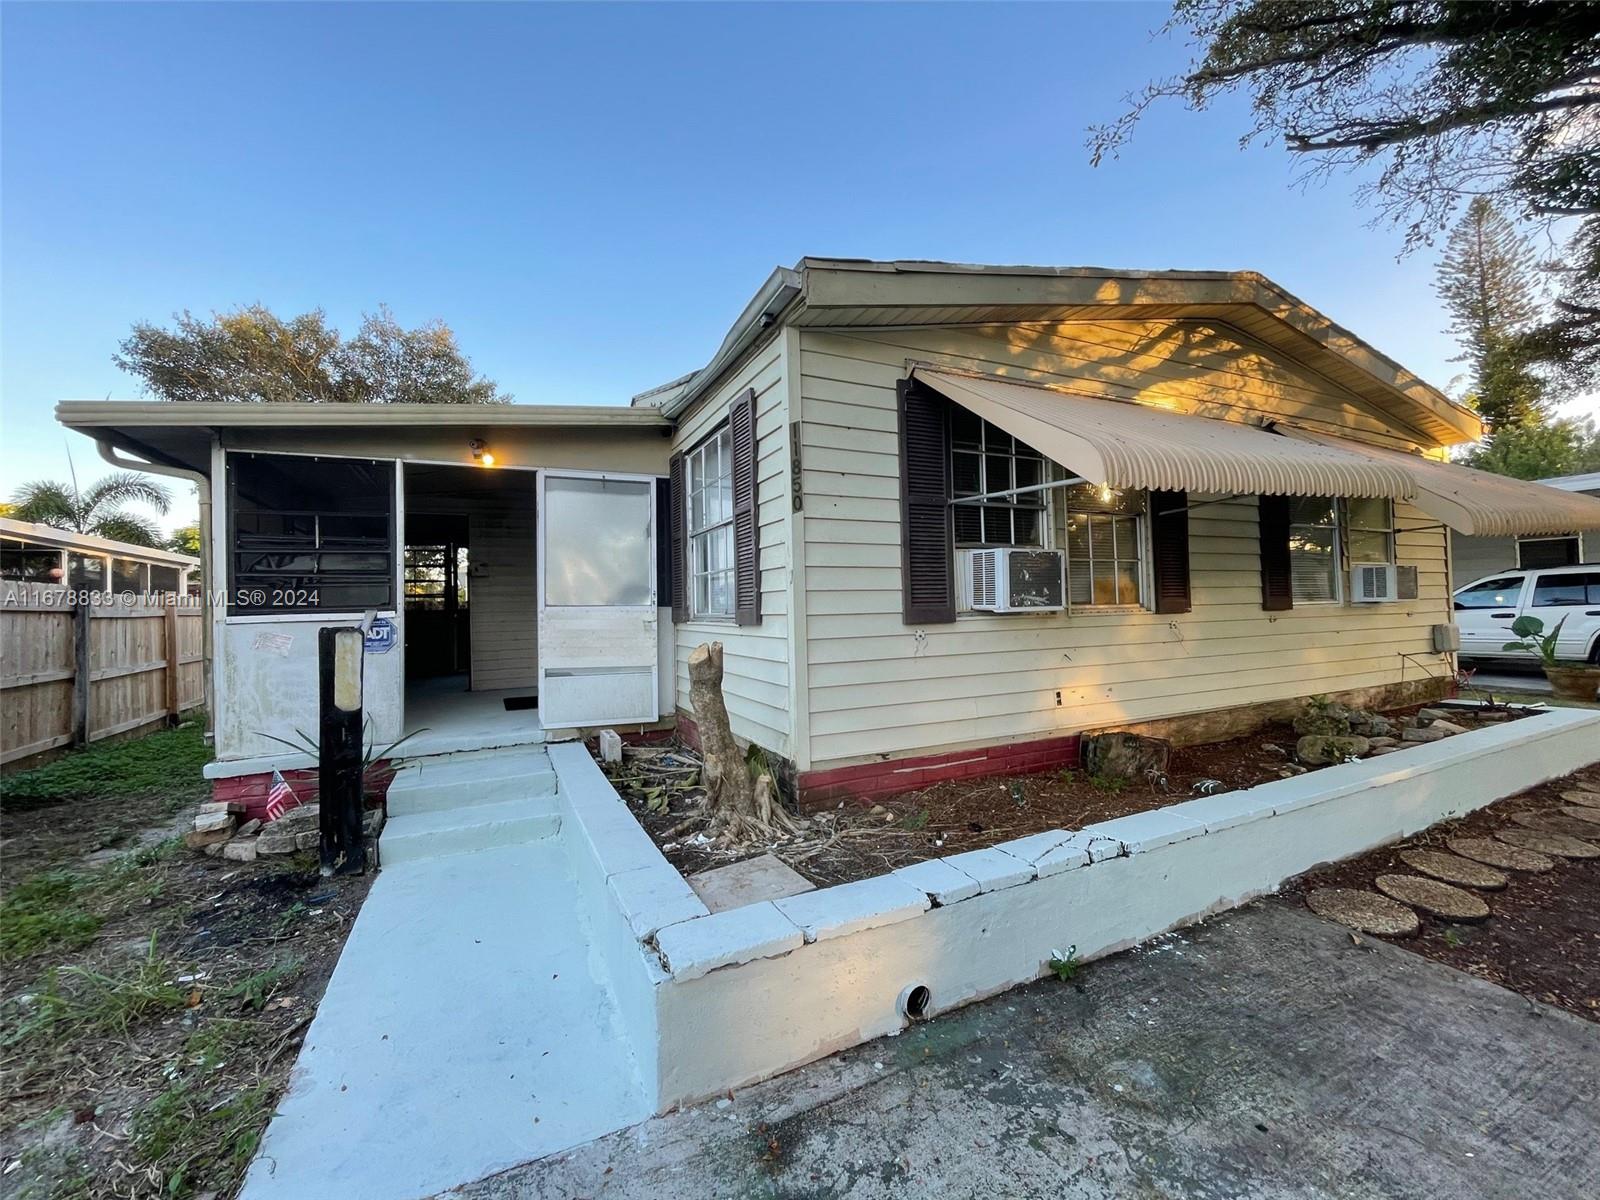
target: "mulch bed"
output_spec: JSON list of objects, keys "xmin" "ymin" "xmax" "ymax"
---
[
  {"xmin": 614, "ymin": 702, "xmax": 1525, "ymax": 890},
  {"xmin": 1283, "ymin": 765, "xmax": 1600, "ymax": 1024}
]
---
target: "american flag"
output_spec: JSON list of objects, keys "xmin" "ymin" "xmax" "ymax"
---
[{"xmin": 264, "ymin": 769, "xmax": 301, "ymax": 821}]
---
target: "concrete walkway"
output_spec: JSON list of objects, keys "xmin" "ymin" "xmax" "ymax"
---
[
  {"xmin": 443, "ymin": 902, "xmax": 1600, "ymax": 1200},
  {"xmin": 241, "ymin": 841, "xmax": 651, "ymax": 1200}
]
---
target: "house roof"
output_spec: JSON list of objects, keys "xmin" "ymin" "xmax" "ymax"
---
[
  {"xmin": 1538, "ymin": 471, "xmax": 1600, "ymax": 494},
  {"xmin": 0, "ymin": 516, "xmax": 199, "ymax": 565},
  {"xmin": 653, "ymin": 259, "xmax": 1482, "ymax": 448}
]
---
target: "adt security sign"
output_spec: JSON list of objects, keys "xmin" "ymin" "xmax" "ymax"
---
[{"xmin": 363, "ymin": 617, "xmax": 397, "ymax": 654}]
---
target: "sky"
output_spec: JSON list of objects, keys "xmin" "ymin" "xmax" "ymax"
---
[{"xmin": 2, "ymin": 1, "xmax": 1591, "ymax": 534}]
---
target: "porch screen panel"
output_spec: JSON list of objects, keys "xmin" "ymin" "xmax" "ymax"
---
[{"xmin": 228, "ymin": 453, "xmax": 395, "ymax": 614}]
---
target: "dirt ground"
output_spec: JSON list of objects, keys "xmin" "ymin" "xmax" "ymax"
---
[
  {"xmin": 613, "ymin": 702, "xmax": 1527, "ymax": 889},
  {"xmin": 0, "ymin": 723, "xmax": 372, "ymax": 1200},
  {"xmin": 1283, "ymin": 761, "xmax": 1600, "ymax": 1024}
]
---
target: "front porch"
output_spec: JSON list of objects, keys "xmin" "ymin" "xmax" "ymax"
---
[{"xmin": 400, "ymin": 675, "xmax": 545, "ymax": 759}]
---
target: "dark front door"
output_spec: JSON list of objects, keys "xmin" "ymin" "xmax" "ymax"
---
[{"xmin": 404, "ymin": 514, "xmax": 471, "ymax": 680}]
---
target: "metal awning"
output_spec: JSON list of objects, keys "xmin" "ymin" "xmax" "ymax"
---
[
  {"xmin": 1283, "ymin": 430, "xmax": 1600, "ymax": 537},
  {"xmin": 912, "ymin": 369, "xmax": 1417, "ymax": 499}
]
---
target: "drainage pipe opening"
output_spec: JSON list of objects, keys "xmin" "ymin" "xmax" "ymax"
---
[{"xmin": 899, "ymin": 984, "xmax": 932, "ymax": 1022}]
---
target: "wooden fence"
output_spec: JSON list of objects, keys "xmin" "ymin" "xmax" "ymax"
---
[{"xmin": 1, "ymin": 597, "xmax": 206, "ymax": 767}]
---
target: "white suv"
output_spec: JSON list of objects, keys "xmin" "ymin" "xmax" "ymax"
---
[{"xmin": 1454, "ymin": 564, "xmax": 1600, "ymax": 663}]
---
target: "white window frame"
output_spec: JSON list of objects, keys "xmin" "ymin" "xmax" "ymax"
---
[
  {"xmin": 1063, "ymin": 486, "xmax": 1149, "ymax": 610},
  {"xmin": 1290, "ymin": 497, "xmax": 1398, "ymax": 605},
  {"xmin": 686, "ymin": 425, "xmax": 735, "ymax": 620},
  {"xmin": 950, "ymin": 414, "xmax": 1049, "ymax": 550}
]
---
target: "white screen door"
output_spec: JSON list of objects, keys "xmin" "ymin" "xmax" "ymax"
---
[{"xmin": 537, "ymin": 470, "xmax": 660, "ymax": 727}]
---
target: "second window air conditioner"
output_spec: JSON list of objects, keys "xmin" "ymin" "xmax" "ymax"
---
[{"xmin": 966, "ymin": 548, "xmax": 1066, "ymax": 612}]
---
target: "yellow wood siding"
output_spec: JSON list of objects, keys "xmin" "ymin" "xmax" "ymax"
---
[
  {"xmin": 797, "ymin": 324, "xmax": 1454, "ymax": 770},
  {"xmin": 670, "ymin": 334, "xmax": 795, "ymax": 756}
]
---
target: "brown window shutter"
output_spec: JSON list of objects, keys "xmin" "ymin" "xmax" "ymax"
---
[
  {"xmin": 730, "ymin": 388, "xmax": 761, "ymax": 627},
  {"xmin": 668, "ymin": 450, "xmax": 687, "ymax": 622},
  {"xmin": 1149, "ymin": 489, "xmax": 1191, "ymax": 615},
  {"xmin": 1259, "ymin": 494, "xmax": 1293, "ymax": 611},
  {"xmin": 898, "ymin": 380, "xmax": 956, "ymax": 623}
]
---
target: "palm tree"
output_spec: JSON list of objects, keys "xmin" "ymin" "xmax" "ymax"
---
[{"xmin": 10, "ymin": 473, "xmax": 172, "ymax": 547}]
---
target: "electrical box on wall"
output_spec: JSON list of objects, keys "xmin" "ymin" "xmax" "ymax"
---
[
  {"xmin": 965, "ymin": 548, "xmax": 1065, "ymax": 612},
  {"xmin": 1432, "ymin": 623, "xmax": 1461, "ymax": 653}
]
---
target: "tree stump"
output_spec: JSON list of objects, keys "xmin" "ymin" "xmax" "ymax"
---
[{"xmin": 687, "ymin": 641, "xmax": 800, "ymax": 845}]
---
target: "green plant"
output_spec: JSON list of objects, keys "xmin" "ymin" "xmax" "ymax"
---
[
  {"xmin": 224, "ymin": 958, "xmax": 302, "ymax": 1012},
  {"xmin": 1501, "ymin": 614, "xmax": 1571, "ymax": 667},
  {"xmin": 744, "ymin": 741, "xmax": 772, "ymax": 783},
  {"xmin": 0, "ymin": 872, "xmax": 101, "ymax": 961},
  {"xmin": 900, "ymin": 808, "xmax": 930, "ymax": 832},
  {"xmin": 7, "ymin": 935, "xmax": 187, "ymax": 1047},
  {"xmin": 1442, "ymin": 928, "xmax": 1463, "ymax": 949},
  {"xmin": 1088, "ymin": 773, "xmax": 1126, "ymax": 796},
  {"xmin": 0, "ymin": 719, "xmax": 211, "ymax": 808},
  {"xmin": 131, "ymin": 1077, "xmax": 276, "ymax": 1199},
  {"xmin": 256, "ymin": 717, "xmax": 427, "ymax": 781},
  {"xmin": 1048, "ymin": 946, "xmax": 1079, "ymax": 982}
]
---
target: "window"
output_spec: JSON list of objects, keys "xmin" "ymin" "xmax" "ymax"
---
[
  {"xmin": 686, "ymin": 427, "xmax": 734, "ymax": 617},
  {"xmin": 545, "ymin": 475, "xmax": 653, "ymax": 607},
  {"xmin": 1289, "ymin": 497, "xmax": 1397, "ymax": 604},
  {"xmin": 148, "ymin": 564, "xmax": 182, "ymax": 594},
  {"xmin": 950, "ymin": 409, "xmax": 1046, "ymax": 547},
  {"xmin": 1519, "ymin": 537, "xmax": 1580, "ymax": 570},
  {"xmin": 0, "ymin": 539, "xmax": 62, "ymax": 582},
  {"xmin": 1531, "ymin": 571, "xmax": 1600, "ymax": 607},
  {"xmin": 1454, "ymin": 576, "xmax": 1524, "ymax": 610},
  {"xmin": 1064, "ymin": 483, "xmax": 1146, "ymax": 607},
  {"xmin": 112, "ymin": 558, "xmax": 147, "ymax": 594},
  {"xmin": 228, "ymin": 453, "xmax": 395, "ymax": 614},
  {"xmin": 68, "ymin": 553, "xmax": 107, "ymax": 590}
]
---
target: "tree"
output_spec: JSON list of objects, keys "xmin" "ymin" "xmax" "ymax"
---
[
  {"xmin": 1459, "ymin": 417, "xmax": 1600, "ymax": 480},
  {"xmin": 167, "ymin": 524, "xmax": 202, "ymax": 557},
  {"xmin": 114, "ymin": 305, "xmax": 510, "ymax": 404},
  {"xmin": 1434, "ymin": 198, "xmax": 1549, "ymax": 427},
  {"xmin": 1092, "ymin": 2, "xmax": 1600, "ymax": 384},
  {"xmin": 687, "ymin": 642, "xmax": 801, "ymax": 845},
  {"xmin": 9, "ymin": 473, "xmax": 172, "ymax": 547}
]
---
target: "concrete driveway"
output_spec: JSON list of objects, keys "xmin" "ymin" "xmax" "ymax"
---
[{"xmin": 441, "ymin": 902, "xmax": 1600, "ymax": 1200}]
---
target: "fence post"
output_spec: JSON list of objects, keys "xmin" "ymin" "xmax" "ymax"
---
[
  {"xmin": 71, "ymin": 600, "xmax": 91, "ymax": 748},
  {"xmin": 164, "ymin": 597, "xmax": 181, "ymax": 724}
]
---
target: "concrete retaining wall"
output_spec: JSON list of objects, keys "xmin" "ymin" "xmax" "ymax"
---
[{"xmin": 548, "ymin": 708, "xmax": 1600, "ymax": 1112}]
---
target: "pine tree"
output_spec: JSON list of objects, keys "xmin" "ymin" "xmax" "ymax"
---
[{"xmin": 1434, "ymin": 198, "xmax": 1547, "ymax": 429}]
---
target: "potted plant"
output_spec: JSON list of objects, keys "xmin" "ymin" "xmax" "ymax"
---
[{"xmin": 1502, "ymin": 615, "xmax": 1600, "ymax": 701}]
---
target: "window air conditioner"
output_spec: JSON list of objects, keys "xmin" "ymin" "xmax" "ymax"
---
[
  {"xmin": 1350, "ymin": 563, "xmax": 1399, "ymax": 603},
  {"xmin": 966, "ymin": 548, "xmax": 1065, "ymax": 612}
]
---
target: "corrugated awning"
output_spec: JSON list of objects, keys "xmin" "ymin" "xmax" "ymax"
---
[
  {"xmin": 912, "ymin": 369, "xmax": 1417, "ymax": 499},
  {"xmin": 1283, "ymin": 430, "xmax": 1600, "ymax": 537}
]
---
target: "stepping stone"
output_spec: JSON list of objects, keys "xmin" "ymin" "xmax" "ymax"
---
[
  {"xmin": 1397, "ymin": 848, "xmax": 1507, "ymax": 890},
  {"xmin": 1448, "ymin": 836, "xmax": 1554, "ymax": 872},
  {"xmin": 688, "ymin": 854, "xmax": 814, "ymax": 914},
  {"xmin": 1560, "ymin": 806, "xmax": 1600, "ymax": 827},
  {"xmin": 1560, "ymin": 790, "xmax": 1600, "ymax": 809},
  {"xmin": 1375, "ymin": 874, "xmax": 1490, "ymax": 922},
  {"xmin": 1306, "ymin": 888, "xmax": 1419, "ymax": 936},
  {"xmin": 1495, "ymin": 829, "xmax": 1600, "ymax": 860},
  {"xmin": 1508, "ymin": 812, "xmax": 1600, "ymax": 839}
]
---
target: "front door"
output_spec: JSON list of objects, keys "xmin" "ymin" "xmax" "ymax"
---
[{"xmin": 536, "ymin": 470, "xmax": 660, "ymax": 728}]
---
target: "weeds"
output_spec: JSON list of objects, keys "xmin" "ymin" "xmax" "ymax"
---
[
  {"xmin": 899, "ymin": 808, "xmax": 930, "ymax": 832},
  {"xmin": 131, "ymin": 1077, "xmax": 276, "ymax": 1200},
  {"xmin": 0, "ymin": 720, "xmax": 211, "ymax": 809},
  {"xmin": 0, "ymin": 872, "xmax": 101, "ymax": 961},
  {"xmin": 6, "ymin": 935, "xmax": 188, "ymax": 1048},
  {"xmin": 1088, "ymin": 773, "xmax": 1127, "ymax": 796},
  {"xmin": 1048, "ymin": 945, "xmax": 1080, "ymax": 982},
  {"xmin": 224, "ymin": 958, "xmax": 303, "ymax": 1012}
]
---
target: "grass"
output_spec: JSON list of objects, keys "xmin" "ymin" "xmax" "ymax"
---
[
  {"xmin": 0, "ymin": 719, "xmax": 211, "ymax": 809},
  {"xmin": 224, "ymin": 958, "xmax": 303, "ymax": 1012},
  {"xmin": 6, "ymin": 936, "xmax": 189, "ymax": 1050},
  {"xmin": 131, "ymin": 1077, "xmax": 277, "ymax": 1200},
  {"xmin": 0, "ymin": 873, "xmax": 102, "ymax": 961}
]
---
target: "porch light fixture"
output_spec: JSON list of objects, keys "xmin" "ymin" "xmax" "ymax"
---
[{"xmin": 469, "ymin": 439, "xmax": 495, "ymax": 467}]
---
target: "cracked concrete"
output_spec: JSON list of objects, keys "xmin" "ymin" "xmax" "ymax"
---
[{"xmin": 437, "ymin": 902, "xmax": 1599, "ymax": 1200}]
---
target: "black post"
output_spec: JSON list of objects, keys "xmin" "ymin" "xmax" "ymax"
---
[{"xmin": 318, "ymin": 626, "xmax": 367, "ymax": 875}]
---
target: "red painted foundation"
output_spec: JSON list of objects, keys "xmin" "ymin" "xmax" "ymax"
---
[
  {"xmin": 211, "ymin": 762, "xmax": 395, "ymax": 823},
  {"xmin": 797, "ymin": 734, "xmax": 1083, "ymax": 809}
]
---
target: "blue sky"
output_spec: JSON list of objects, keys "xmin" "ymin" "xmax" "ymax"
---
[{"xmin": 1, "ymin": 2, "xmax": 1577, "ymax": 531}]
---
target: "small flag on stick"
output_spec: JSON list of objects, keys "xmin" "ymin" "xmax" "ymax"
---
[{"xmin": 264, "ymin": 769, "xmax": 301, "ymax": 821}]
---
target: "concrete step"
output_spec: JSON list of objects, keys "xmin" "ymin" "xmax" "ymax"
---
[
  {"xmin": 379, "ymin": 796, "xmax": 561, "ymax": 865},
  {"xmin": 386, "ymin": 748, "xmax": 558, "ymax": 817}
]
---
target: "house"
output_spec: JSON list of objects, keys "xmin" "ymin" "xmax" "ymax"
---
[
  {"xmin": 54, "ymin": 260, "xmax": 1600, "ymax": 810},
  {"xmin": 1, "ymin": 516, "xmax": 197, "ymax": 598},
  {"xmin": 1451, "ymin": 471, "xmax": 1600, "ymax": 582}
]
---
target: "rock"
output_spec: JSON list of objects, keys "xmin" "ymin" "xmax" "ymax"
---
[
  {"xmin": 1559, "ymin": 806, "xmax": 1600, "ymax": 827},
  {"xmin": 1397, "ymin": 848, "xmax": 1507, "ymax": 890},
  {"xmin": 1367, "ymin": 736, "xmax": 1399, "ymax": 749},
  {"xmin": 221, "ymin": 838, "xmax": 258, "ymax": 863},
  {"xmin": 1081, "ymin": 732, "xmax": 1170, "ymax": 782},
  {"xmin": 203, "ymin": 841, "xmax": 227, "ymax": 858},
  {"xmin": 278, "ymin": 803, "xmax": 321, "ymax": 829},
  {"xmin": 1428, "ymin": 719, "xmax": 1469, "ymax": 735},
  {"xmin": 257, "ymin": 827, "xmax": 300, "ymax": 856},
  {"xmin": 1261, "ymin": 742, "xmax": 1287, "ymax": 757},
  {"xmin": 1476, "ymin": 710, "xmax": 1512, "ymax": 721},
  {"xmin": 363, "ymin": 808, "xmax": 385, "ymax": 837},
  {"xmin": 1415, "ymin": 708, "xmax": 1450, "ymax": 724},
  {"xmin": 1368, "ymin": 746, "xmax": 1402, "ymax": 756},
  {"xmin": 1277, "ymin": 764, "xmax": 1307, "ymax": 777},
  {"xmin": 1374, "ymin": 874, "xmax": 1490, "ymax": 921},
  {"xmin": 1295, "ymin": 734, "xmax": 1370, "ymax": 765},
  {"xmin": 1508, "ymin": 811, "xmax": 1600, "ymax": 838},
  {"xmin": 295, "ymin": 830, "xmax": 320, "ymax": 851},
  {"xmin": 1346, "ymin": 710, "xmax": 1395, "ymax": 738},
  {"xmin": 1293, "ymin": 703, "xmax": 1352, "ymax": 738},
  {"xmin": 1305, "ymin": 888, "xmax": 1418, "ymax": 936},
  {"xmin": 1494, "ymin": 829, "xmax": 1600, "ymax": 859},
  {"xmin": 236, "ymin": 819, "xmax": 262, "ymax": 838},
  {"xmin": 185, "ymin": 824, "xmax": 234, "ymax": 850},
  {"xmin": 1401, "ymin": 727, "xmax": 1446, "ymax": 744},
  {"xmin": 198, "ymin": 800, "xmax": 246, "ymax": 816},
  {"xmin": 1447, "ymin": 836, "xmax": 1554, "ymax": 872},
  {"xmin": 1560, "ymin": 789, "xmax": 1600, "ymax": 809},
  {"xmin": 193, "ymin": 809, "xmax": 235, "ymax": 833}
]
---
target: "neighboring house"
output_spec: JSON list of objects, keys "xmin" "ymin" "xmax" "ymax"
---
[
  {"xmin": 55, "ymin": 260, "xmax": 1600, "ymax": 807},
  {"xmin": 1452, "ymin": 471, "xmax": 1600, "ymax": 582},
  {"xmin": 0, "ymin": 516, "xmax": 197, "ymax": 598}
]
